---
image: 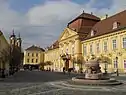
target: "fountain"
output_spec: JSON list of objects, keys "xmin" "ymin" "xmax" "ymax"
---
[{"xmin": 72, "ymin": 56, "xmax": 122, "ymax": 86}]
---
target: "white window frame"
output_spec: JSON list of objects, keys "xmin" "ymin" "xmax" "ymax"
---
[
  {"xmin": 113, "ymin": 22, "xmax": 118, "ymax": 29},
  {"xmin": 112, "ymin": 39, "xmax": 117, "ymax": 49},
  {"xmin": 90, "ymin": 44, "xmax": 93, "ymax": 54},
  {"xmin": 91, "ymin": 30, "xmax": 94, "ymax": 36},
  {"xmin": 123, "ymin": 37, "xmax": 126, "ymax": 48},
  {"xmin": 96, "ymin": 43, "xmax": 100, "ymax": 53},
  {"xmin": 104, "ymin": 41, "xmax": 107, "ymax": 51}
]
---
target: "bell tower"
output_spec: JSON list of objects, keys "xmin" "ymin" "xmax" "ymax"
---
[
  {"xmin": 10, "ymin": 29, "xmax": 16, "ymax": 46},
  {"xmin": 16, "ymin": 33, "xmax": 22, "ymax": 48}
]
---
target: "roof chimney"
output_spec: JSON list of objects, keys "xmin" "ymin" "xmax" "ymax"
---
[
  {"xmin": 106, "ymin": 14, "xmax": 108, "ymax": 19},
  {"xmin": 83, "ymin": 10, "xmax": 84, "ymax": 13},
  {"xmin": 91, "ymin": 12, "xmax": 93, "ymax": 15}
]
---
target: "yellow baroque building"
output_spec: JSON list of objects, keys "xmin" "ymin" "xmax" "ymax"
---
[
  {"xmin": 44, "ymin": 10, "xmax": 126, "ymax": 73},
  {"xmin": 0, "ymin": 30, "xmax": 10, "ymax": 76},
  {"xmin": 23, "ymin": 45, "xmax": 45, "ymax": 69},
  {"xmin": 44, "ymin": 41, "xmax": 60, "ymax": 71}
]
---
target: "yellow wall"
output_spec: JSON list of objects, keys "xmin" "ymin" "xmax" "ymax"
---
[
  {"xmin": 82, "ymin": 29, "xmax": 126, "ymax": 73},
  {"xmin": 44, "ymin": 48, "xmax": 61, "ymax": 71},
  {"xmin": 23, "ymin": 50, "xmax": 44, "ymax": 65},
  {"xmin": 42, "ymin": 26, "xmax": 126, "ymax": 73},
  {"xmin": 44, "ymin": 28, "xmax": 83, "ymax": 72},
  {"xmin": 0, "ymin": 32, "xmax": 10, "ymax": 74}
]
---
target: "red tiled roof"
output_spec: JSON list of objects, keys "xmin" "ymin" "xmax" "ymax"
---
[
  {"xmin": 81, "ymin": 10, "xmax": 126, "ymax": 41},
  {"xmin": 68, "ymin": 12, "xmax": 100, "ymax": 25},
  {"xmin": 48, "ymin": 40, "xmax": 59, "ymax": 50}
]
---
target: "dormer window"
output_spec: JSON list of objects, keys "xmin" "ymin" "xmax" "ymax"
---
[
  {"xmin": 113, "ymin": 21, "xmax": 120, "ymax": 29},
  {"xmin": 91, "ymin": 30, "xmax": 95, "ymax": 36}
]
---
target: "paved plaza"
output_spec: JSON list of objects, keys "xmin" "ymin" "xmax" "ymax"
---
[{"xmin": 0, "ymin": 71, "xmax": 126, "ymax": 95}]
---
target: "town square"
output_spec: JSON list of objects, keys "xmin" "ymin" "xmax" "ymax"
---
[{"xmin": 0, "ymin": 0, "xmax": 126, "ymax": 95}]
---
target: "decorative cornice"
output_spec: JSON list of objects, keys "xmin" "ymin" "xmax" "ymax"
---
[
  {"xmin": 117, "ymin": 52, "xmax": 122, "ymax": 56},
  {"xmin": 83, "ymin": 30, "xmax": 126, "ymax": 43}
]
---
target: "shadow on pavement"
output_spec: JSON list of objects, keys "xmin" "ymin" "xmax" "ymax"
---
[{"xmin": 0, "ymin": 71, "xmax": 83, "ymax": 83}]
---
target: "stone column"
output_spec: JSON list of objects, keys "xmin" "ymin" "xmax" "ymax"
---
[{"xmin": 75, "ymin": 38, "xmax": 82, "ymax": 58}]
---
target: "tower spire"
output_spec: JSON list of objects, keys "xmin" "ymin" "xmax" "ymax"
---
[
  {"xmin": 83, "ymin": 10, "xmax": 84, "ymax": 13},
  {"xmin": 12, "ymin": 29, "xmax": 15, "ymax": 35},
  {"xmin": 18, "ymin": 32, "xmax": 20, "ymax": 38}
]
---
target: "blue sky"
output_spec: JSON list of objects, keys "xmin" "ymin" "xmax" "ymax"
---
[
  {"xmin": 9, "ymin": 0, "xmax": 112, "ymax": 13},
  {"xmin": 0, "ymin": 0, "xmax": 125, "ymax": 49},
  {"xmin": 9, "ymin": 0, "xmax": 45, "ymax": 13}
]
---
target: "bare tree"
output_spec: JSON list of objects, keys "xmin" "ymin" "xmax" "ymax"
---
[
  {"xmin": 97, "ymin": 55, "xmax": 112, "ymax": 73},
  {"xmin": 45, "ymin": 61, "xmax": 53, "ymax": 65},
  {"xmin": 39, "ymin": 62, "xmax": 45, "ymax": 70}
]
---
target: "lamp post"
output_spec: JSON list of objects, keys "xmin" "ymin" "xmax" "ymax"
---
[{"xmin": 116, "ymin": 57, "xmax": 119, "ymax": 76}]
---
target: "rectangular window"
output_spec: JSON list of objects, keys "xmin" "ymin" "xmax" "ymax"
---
[
  {"xmin": 27, "ymin": 53, "xmax": 30, "ymax": 56},
  {"xmin": 36, "ymin": 59, "xmax": 38, "ymax": 63},
  {"xmin": 123, "ymin": 37, "xmax": 126, "ymax": 48},
  {"xmin": 104, "ymin": 41, "xmax": 107, "ymax": 51},
  {"xmin": 113, "ymin": 60, "xmax": 117, "ymax": 68},
  {"xmin": 36, "ymin": 53, "xmax": 38, "ymax": 57},
  {"xmin": 32, "ymin": 53, "xmax": 34, "ymax": 57},
  {"xmin": 96, "ymin": 43, "xmax": 100, "ymax": 53},
  {"xmin": 27, "ymin": 59, "xmax": 29, "ymax": 63},
  {"xmin": 112, "ymin": 39, "xmax": 117, "ymax": 49},
  {"xmin": 32, "ymin": 59, "xmax": 34, "ymax": 63},
  {"xmin": 124, "ymin": 60, "xmax": 126, "ymax": 68},
  {"xmin": 83, "ymin": 45, "xmax": 87, "ymax": 56},
  {"xmin": 90, "ymin": 44, "xmax": 93, "ymax": 54}
]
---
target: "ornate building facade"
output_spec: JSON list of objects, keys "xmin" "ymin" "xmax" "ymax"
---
[{"xmin": 44, "ymin": 10, "xmax": 126, "ymax": 73}]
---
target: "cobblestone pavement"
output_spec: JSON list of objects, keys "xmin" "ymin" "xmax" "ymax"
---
[
  {"xmin": 0, "ymin": 71, "xmax": 126, "ymax": 95},
  {"xmin": 0, "ymin": 80, "xmax": 126, "ymax": 95}
]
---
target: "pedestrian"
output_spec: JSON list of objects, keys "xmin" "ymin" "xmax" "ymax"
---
[{"xmin": 63, "ymin": 67, "xmax": 65, "ymax": 74}]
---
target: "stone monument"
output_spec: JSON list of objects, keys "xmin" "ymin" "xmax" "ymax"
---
[{"xmin": 72, "ymin": 56, "xmax": 122, "ymax": 85}]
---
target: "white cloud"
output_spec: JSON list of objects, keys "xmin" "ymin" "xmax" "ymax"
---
[
  {"xmin": 0, "ymin": 0, "xmax": 126, "ymax": 49},
  {"xmin": 27, "ymin": 0, "xmax": 82, "ymax": 26}
]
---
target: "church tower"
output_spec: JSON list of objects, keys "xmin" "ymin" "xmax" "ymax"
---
[
  {"xmin": 10, "ymin": 30, "xmax": 16, "ymax": 46},
  {"xmin": 16, "ymin": 33, "xmax": 22, "ymax": 48}
]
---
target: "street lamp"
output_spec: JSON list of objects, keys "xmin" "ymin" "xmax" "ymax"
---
[{"xmin": 116, "ymin": 57, "xmax": 119, "ymax": 76}]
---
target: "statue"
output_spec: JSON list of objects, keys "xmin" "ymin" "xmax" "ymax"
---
[{"xmin": 85, "ymin": 55, "xmax": 103, "ymax": 79}]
